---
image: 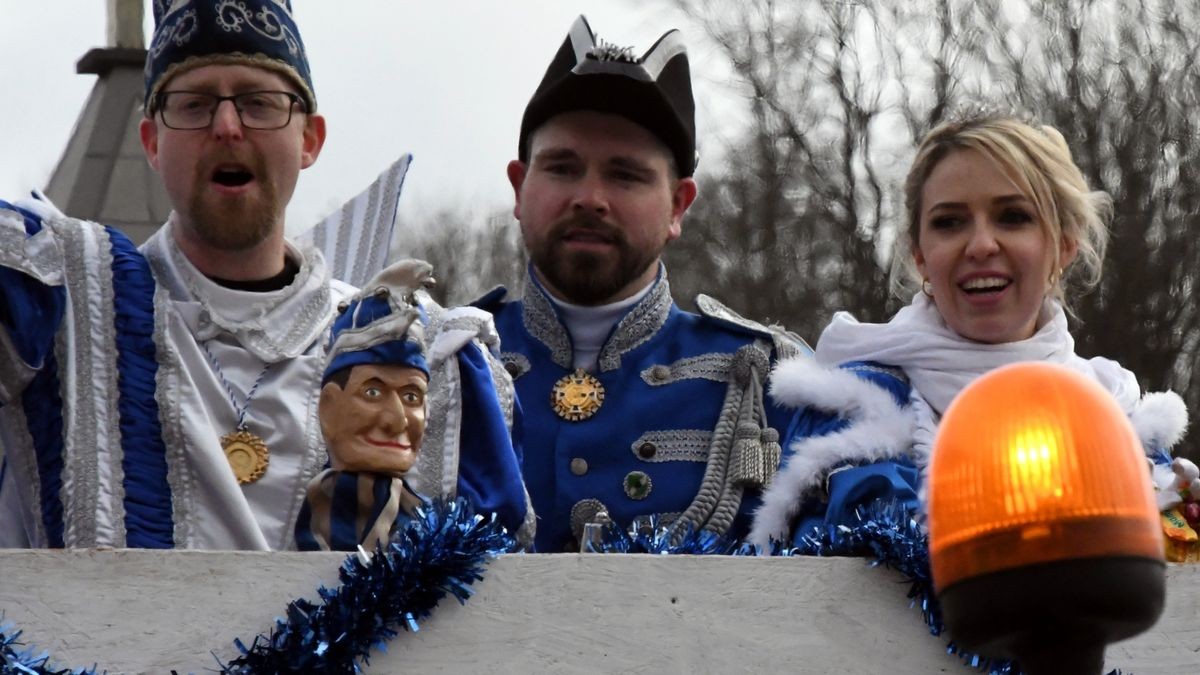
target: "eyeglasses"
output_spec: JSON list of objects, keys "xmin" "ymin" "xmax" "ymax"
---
[{"xmin": 155, "ymin": 91, "xmax": 306, "ymax": 130}]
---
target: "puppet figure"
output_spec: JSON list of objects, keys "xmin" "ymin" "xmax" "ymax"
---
[{"xmin": 295, "ymin": 261, "xmax": 434, "ymax": 551}]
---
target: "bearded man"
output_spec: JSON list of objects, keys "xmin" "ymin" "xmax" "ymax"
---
[
  {"xmin": 0, "ymin": 1, "xmax": 343, "ymax": 550},
  {"xmin": 475, "ymin": 17, "xmax": 808, "ymax": 552},
  {"xmin": 0, "ymin": 0, "xmax": 532, "ymax": 551}
]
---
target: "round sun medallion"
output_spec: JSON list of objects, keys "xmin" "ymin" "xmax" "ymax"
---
[
  {"xmin": 551, "ymin": 368, "xmax": 605, "ymax": 421},
  {"xmin": 221, "ymin": 429, "xmax": 270, "ymax": 485}
]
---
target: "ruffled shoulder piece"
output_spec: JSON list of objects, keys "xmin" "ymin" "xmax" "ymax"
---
[
  {"xmin": 749, "ymin": 357, "xmax": 915, "ymax": 548},
  {"xmin": 695, "ymin": 294, "xmax": 811, "ymax": 360}
]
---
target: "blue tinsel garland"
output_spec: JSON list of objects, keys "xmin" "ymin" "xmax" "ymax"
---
[
  {"xmin": 0, "ymin": 499, "xmax": 513, "ymax": 675},
  {"xmin": 0, "ymin": 621, "xmax": 97, "ymax": 675}
]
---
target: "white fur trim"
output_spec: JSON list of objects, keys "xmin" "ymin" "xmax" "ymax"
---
[
  {"xmin": 1130, "ymin": 391, "xmax": 1188, "ymax": 451},
  {"xmin": 748, "ymin": 359, "xmax": 914, "ymax": 549}
]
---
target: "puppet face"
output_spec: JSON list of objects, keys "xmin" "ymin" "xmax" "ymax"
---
[{"xmin": 319, "ymin": 363, "xmax": 427, "ymax": 477}]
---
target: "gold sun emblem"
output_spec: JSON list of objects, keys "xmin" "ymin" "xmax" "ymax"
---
[
  {"xmin": 551, "ymin": 369, "xmax": 605, "ymax": 421},
  {"xmin": 221, "ymin": 429, "xmax": 270, "ymax": 485}
]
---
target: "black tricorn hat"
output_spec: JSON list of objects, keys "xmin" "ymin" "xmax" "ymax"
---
[{"xmin": 519, "ymin": 16, "xmax": 696, "ymax": 177}]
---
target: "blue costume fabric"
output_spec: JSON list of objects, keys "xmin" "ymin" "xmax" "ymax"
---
[
  {"xmin": 294, "ymin": 471, "xmax": 428, "ymax": 552},
  {"xmin": 478, "ymin": 267, "xmax": 809, "ymax": 551},
  {"xmin": 775, "ymin": 363, "xmax": 919, "ymax": 543},
  {"xmin": 749, "ymin": 354, "xmax": 1189, "ymax": 550}
]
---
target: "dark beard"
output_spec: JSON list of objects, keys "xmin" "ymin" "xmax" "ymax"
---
[
  {"xmin": 185, "ymin": 155, "xmax": 278, "ymax": 252},
  {"xmin": 528, "ymin": 214, "xmax": 658, "ymax": 305}
]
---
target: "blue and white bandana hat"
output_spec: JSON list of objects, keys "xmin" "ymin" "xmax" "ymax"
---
[
  {"xmin": 145, "ymin": 0, "xmax": 317, "ymax": 112},
  {"xmin": 323, "ymin": 260, "xmax": 432, "ymax": 384}
]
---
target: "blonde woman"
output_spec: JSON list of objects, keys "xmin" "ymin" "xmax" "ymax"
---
[{"xmin": 749, "ymin": 114, "xmax": 1188, "ymax": 547}]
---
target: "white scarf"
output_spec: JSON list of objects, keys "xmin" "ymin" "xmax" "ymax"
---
[{"xmin": 814, "ymin": 294, "xmax": 1142, "ymax": 464}]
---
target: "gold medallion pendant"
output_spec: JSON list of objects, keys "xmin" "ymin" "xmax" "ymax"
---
[
  {"xmin": 552, "ymin": 368, "xmax": 605, "ymax": 421},
  {"xmin": 221, "ymin": 429, "xmax": 270, "ymax": 485}
]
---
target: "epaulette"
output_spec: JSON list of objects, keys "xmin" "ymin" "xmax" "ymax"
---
[
  {"xmin": 470, "ymin": 285, "xmax": 511, "ymax": 313},
  {"xmin": 694, "ymin": 294, "xmax": 812, "ymax": 361}
]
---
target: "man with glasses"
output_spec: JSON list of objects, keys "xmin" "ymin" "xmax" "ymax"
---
[{"xmin": 0, "ymin": 1, "xmax": 355, "ymax": 549}]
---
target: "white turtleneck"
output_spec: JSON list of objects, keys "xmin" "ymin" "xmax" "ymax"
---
[{"xmin": 548, "ymin": 282, "xmax": 655, "ymax": 371}]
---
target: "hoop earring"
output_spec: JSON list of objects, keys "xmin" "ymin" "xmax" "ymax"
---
[{"xmin": 921, "ymin": 279, "xmax": 933, "ymax": 298}]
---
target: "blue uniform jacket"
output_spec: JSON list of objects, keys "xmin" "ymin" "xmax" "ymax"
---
[{"xmin": 478, "ymin": 268, "xmax": 809, "ymax": 552}]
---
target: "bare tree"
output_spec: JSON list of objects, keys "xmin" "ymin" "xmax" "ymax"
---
[
  {"xmin": 667, "ymin": 0, "xmax": 965, "ymax": 340},
  {"xmin": 668, "ymin": 0, "xmax": 1196, "ymax": 456},
  {"xmin": 397, "ymin": 0, "xmax": 1197, "ymax": 456},
  {"xmin": 401, "ymin": 207, "xmax": 527, "ymax": 306}
]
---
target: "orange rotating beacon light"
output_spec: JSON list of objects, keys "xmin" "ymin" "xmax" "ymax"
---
[{"xmin": 927, "ymin": 362, "xmax": 1165, "ymax": 674}]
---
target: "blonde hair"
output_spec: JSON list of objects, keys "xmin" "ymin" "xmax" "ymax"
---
[{"xmin": 895, "ymin": 114, "xmax": 1111, "ymax": 310}]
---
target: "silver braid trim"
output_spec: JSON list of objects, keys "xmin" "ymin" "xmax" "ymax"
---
[
  {"xmin": 55, "ymin": 221, "xmax": 125, "ymax": 547},
  {"xmin": 598, "ymin": 276, "xmax": 672, "ymax": 373},
  {"xmin": 521, "ymin": 281, "xmax": 573, "ymax": 370},
  {"xmin": 515, "ymin": 484, "xmax": 537, "ymax": 551},
  {"xmin": 279, "ymin": 336, "xmax": 330, "ymax": 551},
  {"xmin": 640, "ymin": 353, "xmax": 734, "ymax": 386},
  {"xmin": 670, "ymin": 376, "xmax": 743, "ymax": 539},
  {"xmin": 415, "ymin": 350, "xmax": 460, "ymax": 500},
  {"xmin": 668, "ymin": 342, "xmax": 774, "ymax": 541},
  {"xmin": 152, "ymin": 284, "xmax": 196, "ymax": 548},
  {"xmin": 630, "ymin": 430, "xmax": 712, "ymax": 463}
]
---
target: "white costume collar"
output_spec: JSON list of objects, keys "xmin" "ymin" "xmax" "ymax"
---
[
  {"xmin": 140, "ymin": 218, "xmax": 336, "ymax": 362},
  {"xmin": 549, "ymin": 282, "xmax": 653, "ymax": 371}
]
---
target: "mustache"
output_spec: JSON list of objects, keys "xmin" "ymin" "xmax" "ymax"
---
[{"xmin": 550, "ymin": 214, "xmax": 625, "ymax": 244}]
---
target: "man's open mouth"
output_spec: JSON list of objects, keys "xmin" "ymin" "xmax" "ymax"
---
[{"xmin": 212, "ymin": 166, "xmax": 254, "ymax": 187}]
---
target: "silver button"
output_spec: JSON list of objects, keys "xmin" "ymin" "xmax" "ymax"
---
[
  {"xmin": 570, "ymin": 457, "xmax": 588, "ymax": 476},
  {"xmin": 650, "ymin": 364, "xmax": 671, "ymax": 382}
]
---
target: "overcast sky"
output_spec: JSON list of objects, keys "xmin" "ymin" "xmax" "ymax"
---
[{"xmin": 0, "ymin": 1, "xmax": 744, "ymax": 235}]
